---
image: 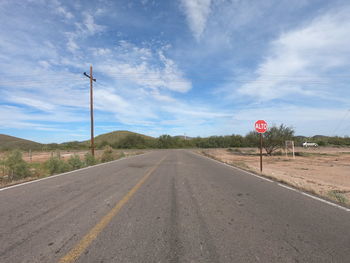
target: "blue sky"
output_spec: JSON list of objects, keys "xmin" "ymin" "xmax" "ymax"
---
[{"xmin": 0, "ymin": 0, "xmax": 350, "ymax": 143}]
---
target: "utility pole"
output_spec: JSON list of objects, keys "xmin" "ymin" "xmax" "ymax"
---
[{"xmin": 84, "ymin": 65, "xmax": 96, "ymax": 157}]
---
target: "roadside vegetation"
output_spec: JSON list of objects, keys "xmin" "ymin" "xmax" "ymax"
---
[
  {"xmin": 0, "ymin": 126, "xmax": 349, "ymax": 188},
  {"xmin": 1, "ymin": 128, "xmax": 349, "ymax": 152},
  {"xmin": 91, "ymin": 130, "xmax": 350, "ymax": 150},
  {"xmin": 0, "ymin": 147, "xmax": 128, "ymax": 187}
]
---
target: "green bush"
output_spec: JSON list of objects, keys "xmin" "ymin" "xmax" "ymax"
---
[
  {"xmin": 98, "ymin": 140, "xmax": 110, "ymax": 149},
  {"xmin": 45, "ymin": 157, "xmax": 69, "ymax": 175},
  {"xmin": 101, "ymin": 146, "xmax": 115, "ymax": 163},
  {"xmin": 5, "ymin": 150, "xmax": 31, "ymax": 180},
  {"xmin": 328, "ymin": 190, "xmax": 348, "ymax": 204},
  {"xmin": 114, "ymin": 134, "xmax": 147, "ymax": 149},
  {"xmin": 68, "ymin": 154, "xmax": 84, "ymax": 170},
  {"xmin": 316, "ymin": 140, "xmax": 327, "ymax": 146},
  {"xmin": 84, "ymin": 152, "xmax": 97, "ymax": 166}
]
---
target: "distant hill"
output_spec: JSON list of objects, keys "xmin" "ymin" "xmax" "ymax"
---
[
  {"xmin": 174, "ymin": 135, "xmax": 193, "ymax": 140},
  {"xmin": 0, "ymin": 131, "xmax": 155, "ymax": 151},
  {"xmin": 312, "ymin": 135, "xmax": 328, "ymax": 139},
  {"xmin": 81, "ymin": 130, "xmax": 155, "ymax": 146},
  {"xmin": 0, "ymin": 134, "xmax": 42, "ymax": 151}
]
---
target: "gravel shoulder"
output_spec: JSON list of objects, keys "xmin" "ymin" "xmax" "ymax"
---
[{"xmin": 195, "ymin": 147, "xmax": 350, "ymax": 206}]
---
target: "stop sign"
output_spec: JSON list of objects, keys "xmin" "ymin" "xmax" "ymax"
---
[{"xmin": 255, "ymin": 120, "xmax": 268, "ymax": 133}]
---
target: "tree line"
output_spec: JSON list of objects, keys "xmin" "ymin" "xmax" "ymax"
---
[
  {"xmin": 93, "ymin": 125, "xmax": 350, "ymax": 151},
  {"xmin": 3, "ymin": 125, "xmax": 350, "ymax": 152}
]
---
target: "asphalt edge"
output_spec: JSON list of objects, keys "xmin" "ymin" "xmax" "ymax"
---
[
  {"xmin": 189, "ymin": 150, "xmax": 350, "ymax": 213},
  {"xmin": 0, "ymin": 151, "xmax": 150, "ymax": 192}
]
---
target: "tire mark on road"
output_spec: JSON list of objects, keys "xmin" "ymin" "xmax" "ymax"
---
[
  {"xmin": 183, "ymin": 177, "xmax": 221, "ymax": 263},
  {"xmin": 168, "ymin": 174, "xmax": 182, "ymax": 263}
]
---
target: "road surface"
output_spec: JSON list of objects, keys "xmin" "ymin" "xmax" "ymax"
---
[{"xmin": 0, "ymin": 150, "xmax": 349, "ymax": 262}]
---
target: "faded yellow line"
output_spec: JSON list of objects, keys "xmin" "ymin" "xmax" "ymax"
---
[{"xmin": 59, "ymin": 156, "xmax": 166, "ymax": 263}]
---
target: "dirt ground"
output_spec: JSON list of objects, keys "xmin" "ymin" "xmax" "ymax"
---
[
  {"xmin": 0, "ymin": 149, "xmax": 145, "ymax": 163},
  {"xmin": 0, "ymin": 149, "xmax": 146, "ymax": 188},
  {"xmin": 196, "ymin": 147, "xmax": 350, "ymax": 205}
]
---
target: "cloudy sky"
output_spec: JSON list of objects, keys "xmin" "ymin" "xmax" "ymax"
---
[{"xmin": 0, "ymin": 0, "xmax": 349, "ymax": 143}]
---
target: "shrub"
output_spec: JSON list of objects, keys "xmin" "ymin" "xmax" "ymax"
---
[
  {"xmin": 317, "ymin": 140, "xmax": 326, "ymax": 146},
  {"xmin": 68, "ymin": 154, "xmax": 84, "ymax": 170},
  {"xmin": 84, "ymin": 152, "xmax": 97, "ymax": 166},
  {"xmin": 98, "ymin": 140, "xmax": 110, "ymax": 149},
  {"xmin": 115, "ymin": 134, "xmax": 147, "ymax": 149},
  {"xmin": 5, "ymin": 150, "xmax": 31, "ymax": 180},
  {"xmin": 328, "ymin": 190, "xmax": 348, "ymax": 204},
  {"xmin": 246, "ymin": 124, "xmax": 294, "ymax": 155},
  {"xmin": 101, "ymin": 146, "xmax": 115, "ymax": 163},
  {"xmin": 45, "ymin": 157, "xmax": 69, "ymax": 175}
]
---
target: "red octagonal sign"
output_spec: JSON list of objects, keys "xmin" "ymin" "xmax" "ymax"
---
[{"xmin": 255, "ymin": 120, "xmax": 268, "ymax": 133}]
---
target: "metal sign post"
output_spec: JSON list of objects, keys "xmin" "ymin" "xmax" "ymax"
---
[
  {"xmin": 260, "ymin": 133, "xmax": 263, "ymax": 172},
  {"xmin": 255, "ymin": 120, "xmax": 268, "ymax": 173}
]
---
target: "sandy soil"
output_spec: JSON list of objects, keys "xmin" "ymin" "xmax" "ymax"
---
[
  {"xmin": 196, "ymin": 147, "xmax": 350, "ymax": 204},
  {"xmin": 0, "ymin": 149, "xmax": 146, "ymax": 188},
  {"xmin": 16, "ymin": 149, "xmax": 144, "ymax": 162}
]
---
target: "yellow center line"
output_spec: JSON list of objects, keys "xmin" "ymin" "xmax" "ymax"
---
[{"xmin": 59, "ymin": 156, "xmax": 166, "ymax": 263}]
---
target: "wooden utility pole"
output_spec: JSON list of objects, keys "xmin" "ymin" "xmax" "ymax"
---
[{"xmin": 84, "ymin": 65, "xmax": 96, "ymax": 156}]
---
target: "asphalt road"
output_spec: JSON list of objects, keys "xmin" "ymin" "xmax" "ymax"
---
[{"xmin": 0, "ymin": 150, "xmax": 349, "ymax": 263}]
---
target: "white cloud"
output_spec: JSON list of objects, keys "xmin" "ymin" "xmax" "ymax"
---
[
  {"xmin": 50, "ymin": 0, "xmax": 74, "ymax": 20},
  {"xmin": 96, "ymin": 41, "xmax": 192, "ymax": 93},
  {"xmin": 94, "ymin": 89, "xmax": 131, "ymax": 115},
  {"xmin": 66, "ymin": 36, "xmax": 79, "ymax": 53},
  {"xmin": 231, "ymin": 105, "xmax": 350, "ymax": 136},
  {"xmin": 0, "ymin": 105, "xmax": 86, "ymax": 130},
  {"xmin": 56, "ymin": 6, "xmax": 74, "ymax": 20},
  {"xmin": 238, "ymin": 8, "xmax": 350, "ymax": 101},
  {"xmin": 92, "ymin": 48, "xmax": 111, "ymax": 56},
  {"xmin": 180, "ymin": 0, "xmax": 212, "ymax": 40},
  {"xmin": 6, "ymin": 96, "xmax": 56, "ymax": 111},
  {"xmin": 150, "ymin": 90, "xmax": 177, "ymax": 103},
  {"xmin": 83, "ymin": 13, "xmax": 105, "ymax": 35},
  {"xmin": 38, "ymin": 60, "xmax": 51, "ymax": 69},
  {"xmin": 64, "ymin": 12, "xmax": 106, "ymax": 54}
]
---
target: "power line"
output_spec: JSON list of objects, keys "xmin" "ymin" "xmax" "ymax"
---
[
  {"xmin": 332, "ymin": 109, "xmax": 350, "ymax": 136},
  {"xmin": 2, "ymin": 72, "xmax": 350, "ymax": 82}
]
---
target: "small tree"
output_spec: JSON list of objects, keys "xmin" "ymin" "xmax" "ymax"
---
[
  {"xmin": 101, "ymin": 146, "xmax": 115, "ymax": 163},
  {"xmin": 5, "ymin": 150, "xmax": 31, "ymax": 180},
  {"xmin": 245, "ymin": 124, "xmax": 294, "ymax": 155},
  {"xmin": 68, "ymin": 154, "xmax": 84, "ymax": 170},
  {"xmin": 263, "ymin": 124, "xmax": 294, "ymax": 155}
]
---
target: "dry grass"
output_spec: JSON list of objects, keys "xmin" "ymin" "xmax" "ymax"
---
[
  {"xmin": 195, "ymin": 147, "xmax": 350, "ymax": 206},
  {"xmin": 0, "ymin": 149, "xmax": 146, "ymax": 188}
]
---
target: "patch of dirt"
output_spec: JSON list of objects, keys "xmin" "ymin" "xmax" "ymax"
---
[
  {"xmin": 196, "ymin": 147, "xmax": 350, "ymax": 205},
  {"xmin": 18, "ymin": 149, "xmax": 144, "ymax": 163},
  {"xmin": 0, "ymin": 149, "xmax": 146, "ymax": 188}
]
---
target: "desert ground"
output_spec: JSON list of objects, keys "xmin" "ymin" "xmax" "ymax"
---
[
  {"xmin": 0, "ymin": 149, "xmax": 145, "ymax": 187},
  {"xmin": 196, "ymin": 147, "xmax": 350, "ymax": 205},
  {"xmin": 0, "ymin": 149, "xmax": 144, "ymax": 163},
  {"xmin": 1, "ymin": 147, "xmax": 349, "ymax": 205}
]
